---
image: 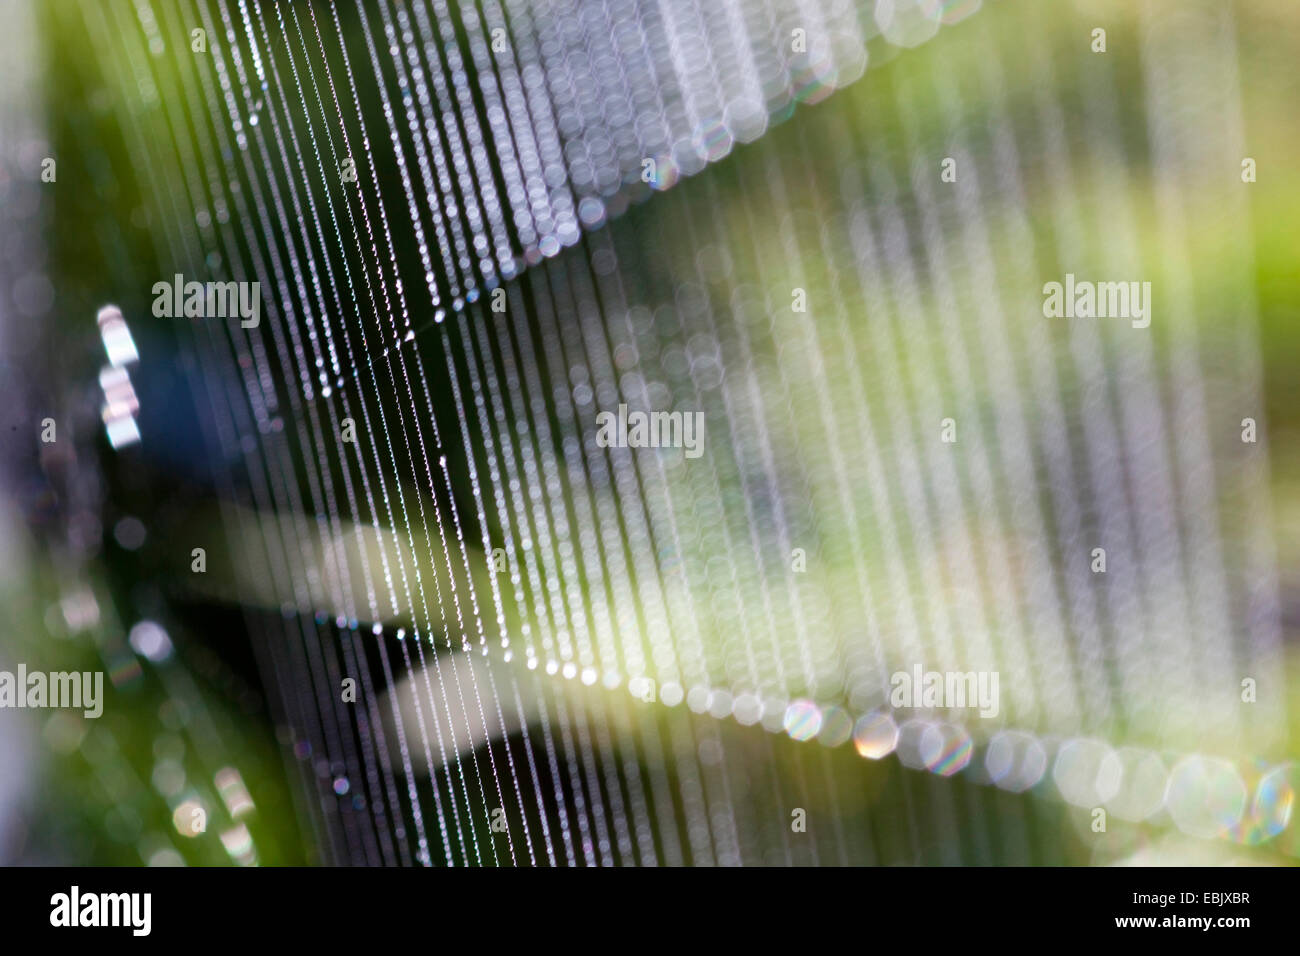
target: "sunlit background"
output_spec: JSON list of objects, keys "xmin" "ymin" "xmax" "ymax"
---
[{"xmin": 1, "ymin": 0, "xmax": 1298, "ymax": 866}]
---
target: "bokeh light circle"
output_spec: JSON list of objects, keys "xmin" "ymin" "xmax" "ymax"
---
[
  {"xmin": 853, "ymin": 711, "xmax": 899, "ymax": 759},
  {"xmin": 783, "ymin": 700, "xmax": 823, "ymax": 742}
]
